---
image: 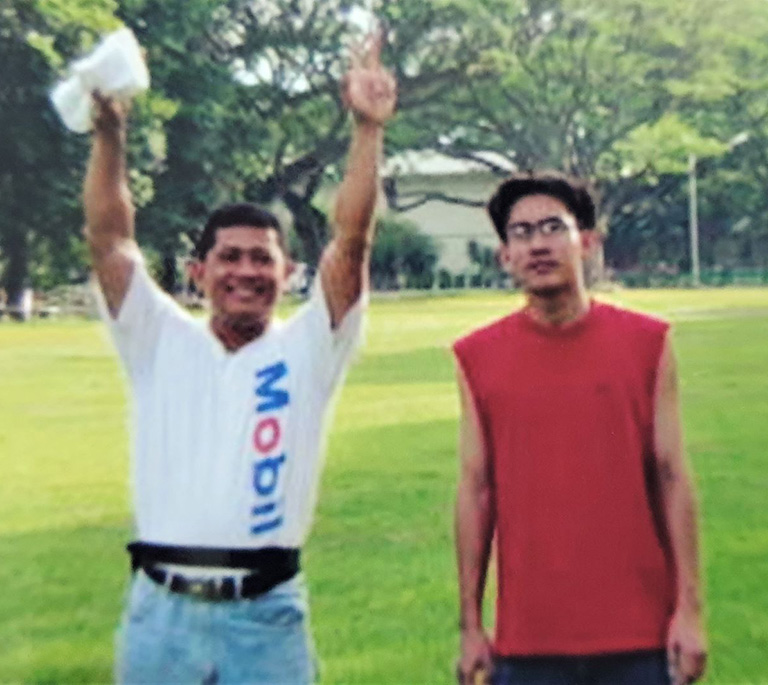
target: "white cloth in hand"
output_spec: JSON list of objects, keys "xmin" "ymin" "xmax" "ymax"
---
[{"xmin": 50, "ymin": 28, "xmax": 150, "ymax": 133}]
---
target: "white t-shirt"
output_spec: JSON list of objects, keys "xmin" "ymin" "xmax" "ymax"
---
[{"xmin": 100, "ymin": 263, "xmax": 364, "ymax": 549}]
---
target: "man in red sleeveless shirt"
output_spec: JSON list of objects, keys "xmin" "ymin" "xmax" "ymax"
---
[{"xmin": 453, "ymin": 172, "xmax": 707, "ymax": 685}]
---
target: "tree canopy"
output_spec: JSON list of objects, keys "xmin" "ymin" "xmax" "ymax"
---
[{"xmin": 2, "ymin": 0, "xmax": 768, "ymax": 301}]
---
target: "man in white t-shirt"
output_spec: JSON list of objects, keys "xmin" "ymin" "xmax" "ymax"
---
[{"xmin": 83, "ymin": 37, "xmax": 396, "ymax": 684}]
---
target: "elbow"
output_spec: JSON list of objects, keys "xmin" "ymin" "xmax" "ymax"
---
[
  {"xmin": 477, "ymin": 482, "xmax": 494, "ymax": 512},
  {"xmin": 459, "ymin": 473, "xmax": 494, "ymax": 510},
  {"xmin": 84, "ymin": 225, "xmax": 134, "ymax": 263},
  {"xmin": 333, "ymin": 209, "xmax": 376, "ymax": 243},
  {"xmin": 656, "ymin": 455, "xmax": 681, "ymax": 496},
  {"xmin": 333, "ymin": 191, "xmax": 378, "ymax": 238},
  {"xmin": 655, "ymin": 452, "xmax": 697, "ymax": 502},
  {"xmin": 336, "ymin": 233, "xmax": 373, "ymax": 261},
  {"xmin": 324, "ymin": 233, "xmax": 372, "ymax": 275}
]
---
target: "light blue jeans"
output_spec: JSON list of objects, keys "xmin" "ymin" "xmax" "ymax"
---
[{"xmin": 116, "ymin": 570, "xmax": 317, "ymax": 684}]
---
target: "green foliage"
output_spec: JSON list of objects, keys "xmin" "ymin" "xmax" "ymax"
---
[
  {"xmin": 608, "ymin": 114, "xmax": 729, "ymax": 177},
  {"xmin": 33, "ymin": 0, "xmax": 119, "ymax": 34},
  {"xmin": 467, "ymin": 239, "xmax": 504, "ymax": 287},
  {"xmin": 106, "ymin": 0, "xmax": 484, "ymax": 266},
  {"xmin": 5, "ymin": 0, "xmax": 768, "ymax": 291},
  {"xmin": 387, "ymin": 0, "xmax": 768, "ymax": 277},
  {"xmin": 0, "ymin": 0, "xmax": 163, "ymax": 301},
  {"xmin": 0, "ymin": 3, "xmax": 101, "ymax": 301},
  {"xmin": 370, "ymin": 215, "xmax": 439, "ymax": 290}
]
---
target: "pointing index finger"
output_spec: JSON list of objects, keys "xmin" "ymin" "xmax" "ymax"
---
[
  {"xmin": 368, "ymin": 25, "xmax": 383, "ymax": 67},
  {"xmin": 349, "ymin": 37, "xmax": 364, "ymax": 69}
]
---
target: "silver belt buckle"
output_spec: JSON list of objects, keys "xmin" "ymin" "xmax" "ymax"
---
[
  {"xmin": 188, "ymin": 578, "xmax": 213, "ymax": 599},
  {"xmin": 199, "ymin": 576, "xmax": 232, "ymax": 601}
]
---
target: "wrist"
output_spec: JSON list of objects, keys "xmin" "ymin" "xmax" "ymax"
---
[
  {"xmin": 93, "ymin": 123, "xmax": 126, "ymax": 145},
  {"xmin": 460, "ymin": 626, "xmax": 485, "ymax": 637},
  {"xmin": 93, "ymin": 136, "xmax": 126, "ymax": 157},
  {"xmin": 459, "ymin": 616, "xmax": 483, "ymax": 633},
  {"xmin": 352, "ymin": 114, "xmax": 385, "ymax": 131},
  {"xmin": 676, "ymin": 594, "xmax": 703, "ymax": 615}
]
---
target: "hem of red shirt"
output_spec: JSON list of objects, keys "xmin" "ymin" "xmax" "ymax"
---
[{"xmin": 494, "ymin": 634, "xmax": 666, "ymax": 658}]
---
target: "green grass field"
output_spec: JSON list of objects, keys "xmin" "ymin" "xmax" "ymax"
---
[{"xmin": 1, "ymin": 288, "xmax": 767, "ymax": 684}]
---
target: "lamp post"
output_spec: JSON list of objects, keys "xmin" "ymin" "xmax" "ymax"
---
[{"xmin": 688, "ymin": 153, "xmax": 700, "ymax": 287}]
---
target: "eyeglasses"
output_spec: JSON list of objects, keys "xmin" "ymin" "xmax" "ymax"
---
[{"xmin": 506, "ymin": 217, "xmax": 570, "ymax": 242}]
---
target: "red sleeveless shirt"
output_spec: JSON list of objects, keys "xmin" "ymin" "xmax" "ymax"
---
[{"xmin": 454, "ymin": 300, "xmax": 675, "ymax": 656}]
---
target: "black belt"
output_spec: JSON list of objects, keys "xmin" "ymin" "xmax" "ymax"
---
[{"xmin": 127, "ymin": 542, "xmax": 300, "ymax": 602}]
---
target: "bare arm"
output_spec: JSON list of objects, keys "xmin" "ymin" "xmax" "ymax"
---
[
  {"xmin": 83, "ymin": 93, "xmax": 139, "ymax": 316},
  {"xmin": 319, "ymin": 34, "xmax": 396, "ymax": 328},
  {"xmin": 455, "ymin": 361, "xmax": 494, "ymax": 684},
  {"xmin": 653, "ymin": 335, "xmax": 707, "ymax": 684}
]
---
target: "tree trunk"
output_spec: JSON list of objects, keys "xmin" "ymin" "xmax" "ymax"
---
[
  {"xmin": 587, "ymin": 239, "xmax": 606, "ymax": 287},
  {"xmin": 585, "ymin": 213, "xmax": 608, "ymax": 287},
  {"xmin": 160, "ymin": 249, "xmax": 179, "ymax": 294},
  {"xmin": 283, "ymin": 192, "xmax": 329, "ymax": 267},
  {"xmin": 1, "ymin": 227, "xmax": 29, "ymax": 307}
]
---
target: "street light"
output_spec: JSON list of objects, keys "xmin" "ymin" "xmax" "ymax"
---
[
  {"xmin": 688, "ymin": 153, "xmax": 700, "ymax": 287},
  {"xmin": 688, "ymin": 132, "xmax": 749, "ymax": 287}
]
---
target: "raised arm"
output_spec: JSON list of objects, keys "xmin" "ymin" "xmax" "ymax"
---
[
  {"xmin": 319, "ymin": 34, "xmax": 396, "ymax": 328},
  {"xmin": 83, "ymin": 92, "xmax": 139, "ymax": 316},
  {"xmin": 455, "ymin": 362, "xmax": 495, "ymax": 685},
  {"xmin": 653, "ymin": 335, "xmax": 707, "ymax": 685}
]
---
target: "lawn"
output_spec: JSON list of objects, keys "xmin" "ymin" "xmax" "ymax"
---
[{"xmin": 0, "ymin": 288, "xmax": 766, "ymax": 684}]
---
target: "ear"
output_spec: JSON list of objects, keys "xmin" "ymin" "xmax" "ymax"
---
[
  {"xmin": 187, "ymin": 260, "xmax": 206, "ymax": 291},
  {"xmin": 284, "ymin": 258, "xmax": 296, "ymax": 279},
  {"xmin": 496, "ymin": 242, "xmax": 514, "ymax": 276},
  {"xmin": 580, "ymin": 229, "xmax": 601, "ymax": 258}
]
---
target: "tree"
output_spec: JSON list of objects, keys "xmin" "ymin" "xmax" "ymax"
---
[
  {"xmin": 370, "ymin": 215, "xmax": 439, "ymax": 290},
  {"xmin": 9, "ymin": 0, "xmax": 768, "ymax": 291},
  {"xmin": 0, "ymin": 1, "xmax": 116, "ymax": 304},
  {"xmin": 113, "ymin": 0, "xmax": 487, "ymax": 268},
  {"xmin": 0, "ymin": 1, "xmax": 173, "ymax": 300},
  {"xmin": 384, "ymin": 0, "xmax": 768, "ymax": 275},
  {"xmin": 467, "ymin": 239, "xmax": 504, "ymax": 287}
]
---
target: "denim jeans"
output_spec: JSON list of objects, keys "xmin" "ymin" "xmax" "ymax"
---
[
  {"xmin": 116, "ymin": 570, "xmax": 317, "ymax": 684},
  {"xmin": 491, "ymin": 650, "xmax": 669, "ymax": 685}
]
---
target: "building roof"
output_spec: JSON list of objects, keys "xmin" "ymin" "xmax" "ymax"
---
[{"xmin": 384, "ymin": 150, "xmax": 516, "ymax": 177}]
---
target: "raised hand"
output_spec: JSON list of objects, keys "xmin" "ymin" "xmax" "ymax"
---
[
  {"xmin": 341, "ymin": 31, "xmax": 397, "ymax": 126},
  {"xmin": 91, "ymin": 90, "xmax": 127, "ymax": 137}
]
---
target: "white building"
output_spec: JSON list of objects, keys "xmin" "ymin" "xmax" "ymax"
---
[{"xmin": 382, "ymin": 150, "xmax": 514, "ymax": 273}]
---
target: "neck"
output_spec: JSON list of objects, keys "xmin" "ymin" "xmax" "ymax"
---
[
  {"xmin": 525, "ymin": 284, "xmax": 590, "ymax": 328},
  {"xmin": 210, "ymin": 313, "xmax": 268, "ymax": 351}
]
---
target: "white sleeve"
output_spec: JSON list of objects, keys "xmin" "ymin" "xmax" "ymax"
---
[
  {"xmin": 95, "ymin": 261, "xmax": 180, "ymax": 382},
  {"xmin": 291, "ymin": 277, "xmax": 367, "ymax": 395}
]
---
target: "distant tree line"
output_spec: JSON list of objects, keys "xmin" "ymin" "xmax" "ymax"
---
[{"xmin": 3, "ymin": 0, "xmax": 768, "ymax": 304}]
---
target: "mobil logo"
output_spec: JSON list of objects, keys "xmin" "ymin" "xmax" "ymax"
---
[{"xmin": 250, "ymin": 360, "xmax": 289, "ymax": 536}]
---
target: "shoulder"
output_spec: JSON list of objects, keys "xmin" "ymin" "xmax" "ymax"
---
[
  {"xmin": 594, "ymin": 301, "xmax": 670, "ymax": 373},
  {"xmin": 454, "ymin": 311, "xmax": 520, "ymax": 358},
  {"xmin": 594, "ymin": 300, "xmax": 670, "ymax": 337},
  {"xmin": 290, "ymin": 276, "xmax": 366, "ymax": 334}
]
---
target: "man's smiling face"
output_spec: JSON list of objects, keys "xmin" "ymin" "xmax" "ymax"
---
[{"xmin": 197, "ymin": 225, "xmax": 289, "ymax": 326}]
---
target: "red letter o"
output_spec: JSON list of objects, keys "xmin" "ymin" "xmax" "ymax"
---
[{"xmin": 253, "ymin": 417, "xmax": 281, "ymax": 454}]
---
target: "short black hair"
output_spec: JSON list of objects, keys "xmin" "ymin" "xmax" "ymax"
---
[
  {"xmin": 194, "ymin": 203, "xmax": 285, "ymax": 260},
  {"xmin": 487, "ymin": 170, "xmax": 597, "ymax": 242}
]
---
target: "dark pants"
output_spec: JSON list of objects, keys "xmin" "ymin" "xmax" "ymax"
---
[{"xmin": 491, "ymin": 650, "xmax": 669, "ymax": 685}]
